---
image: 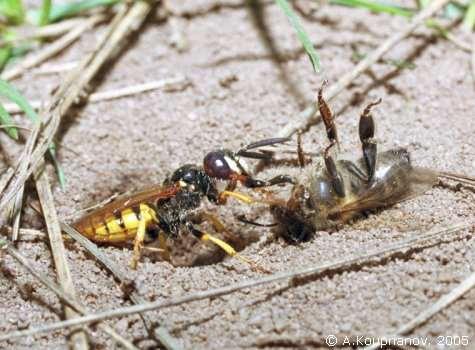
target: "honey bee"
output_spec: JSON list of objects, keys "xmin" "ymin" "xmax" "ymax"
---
[
  {"xmin": 267, "ymin": 83, "xmax": 441, "ymax": 242},
  {"xmin": 73, "ymin": 138, "xmax": 293, "ymax": 269}
]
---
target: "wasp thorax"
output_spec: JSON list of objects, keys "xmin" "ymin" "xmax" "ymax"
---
[
  {"xmin": 168, "ymin": 164, "xmax": 217, "ymax": 199},
  {"xmin": 170, "ymin": 164, "xmax": 202, "ymax": 185}
]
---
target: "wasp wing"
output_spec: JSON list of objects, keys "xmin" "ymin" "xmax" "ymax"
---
[
  {"xmin": 333, "ymin": 167, "xmax": 438, "ymax": 216},
  {"xmin": 73, "ymin": 184, "xmax": 179, "ymax": 232}
]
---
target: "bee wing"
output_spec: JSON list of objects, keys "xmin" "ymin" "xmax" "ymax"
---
[
  {"xmin": 334, "ymin": 167, "xmax": 438, "ymax": 215},
  {"xmin": 73, "ymin": 184, "xmax": 179, "ymax": 230}
]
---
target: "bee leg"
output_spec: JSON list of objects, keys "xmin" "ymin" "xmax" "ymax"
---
[
  {"xmin": 359, "ymin": 98, "xmax": 382, "ymax": 181},
  {"xmin": 324, "ymin": 142, "xmax": 345, "ymax": 197},
  {"xmin": 318, "ymin": 80, "xmax": 339, "ymax": 147},
  {"xmin": 297, "ymin": 130, "xmax": 306, "ymax": 168},
  {"xmin": 186, "ymin": 222, "xmax": 270, "ymax": 273}
]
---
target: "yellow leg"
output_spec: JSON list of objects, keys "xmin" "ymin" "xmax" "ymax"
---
[
  {"xmin": 219, "ymin": 190, "xmax": 256, "ymax": 204},
  {"xmin": 130, "ymin": 215, "xmax": 147, "ymax": 270},
  {"xmin": 129, "ymin": 204, "xmax": 158, "ymax": 269},
  {"xmin": 199, "ymin": 212, "xmax": 227, "ymax": 233},
  {"xmin": 201, "ymin": 232, "xmax": 270, "ymax": 274},
  {"xmin": 159, "ymin": 233, "xmax": 170, "ymax": 262}
]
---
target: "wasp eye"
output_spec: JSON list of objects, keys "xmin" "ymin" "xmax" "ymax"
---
[{"xmin": 204, "ymin": 151, "xmax": 233, "ymax": 180}]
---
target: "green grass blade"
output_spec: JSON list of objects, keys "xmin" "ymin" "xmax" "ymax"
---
[
  {"xmin": 39, "ymin": 0, "xmax": 52, "ymax": 26},
  {"xmin": 0, "ymin": 0, "xmax": 25, "ymax": 24},
  {"xmin": 274, "ymin": 0, "xmax": 320, "ymax": 72},
  {"xmin": 462, "ymin": 0, "xmax": 475, "ymax": 31},
  {"xmin": 48, "ymin": 142, "xmax": 66, "ymax": 189},
  {"xmin": 0, "ymin": 46, "xmax": 13, "ymax": 72},
  {"xmin": 0, "ymin": 79, "xmax": 38, "ymax": 122},
  {"xmin": 330, "ymin": 0, "xmax": 414, "ymax": 18},
  {"xmin": 0, "ymin": 103, "xmax": 19, "ymax": 139},
  {"xmin": 418, "ymin": 0, "xmax": 431, "ymax": 9},
  {"xmin": 29, "ymin": 0, "xmax": 120, "ymax": 23},
  {"xmin": 444, "ymin": 2, "xmax": 467, "ymax": 20},
  {"xmin": 0, "ymin": 79, "xmax": 66, "ymax": 187}
]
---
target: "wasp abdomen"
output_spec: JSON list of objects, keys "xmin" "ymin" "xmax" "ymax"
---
[{"xmin": 74, "ymin": 204, "xmax": 157, "ymax": 243}]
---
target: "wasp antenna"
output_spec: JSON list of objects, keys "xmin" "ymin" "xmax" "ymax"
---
[
  {"xmin": 237, "ymin": 150, "xmax": 274, "ymax": 160},
  {"xmin": 237, "ymin": 137, "xmax": 291, "ymax": 154}
]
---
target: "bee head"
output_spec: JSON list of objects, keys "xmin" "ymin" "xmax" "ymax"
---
[
  {"xmin": 203, "ymin": 149, "xmax": 248, "ymax": 181},
  {"xmin": 168, "ymin": 164, "xmax": 219, "ymax": 202},
  {"xmin": 270, "ymin": 204, "xmax": 314, "ymax": 243}
]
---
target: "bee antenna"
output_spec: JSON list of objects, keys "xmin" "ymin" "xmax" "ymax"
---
[{"xmin": 236, "ymin": 214, "xmax": 278, "ymax": 227}]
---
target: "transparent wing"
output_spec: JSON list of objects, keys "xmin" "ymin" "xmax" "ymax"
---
[{"xmin": 333, "ymin": 167, "xmax": 438, "ymax": 215}]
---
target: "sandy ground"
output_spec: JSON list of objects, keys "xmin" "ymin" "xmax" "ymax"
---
[{"xmin": 0, "ymin": 1, "xmax": 474, "ymax": 349}]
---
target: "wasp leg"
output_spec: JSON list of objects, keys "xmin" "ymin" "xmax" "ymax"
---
[
  {"xmin": 198, "ymin": 212, "xmax": 228, "ymax": 233},
  {"xmin": 217, "ymin": 176, "xmax": 239, "ymax": 205},
  {"xmin": 130, "ymin": 216, "xmax": 147, "ymax": 269},
  {"xmin": 186, "ymin": 222, "xmax": 269, "ymax": 273},
  {"xmin": 324, "ymin": 142, "xmax": 345, "ymax": 198},
  {"xmin": 219, "ymin": 190, "xmax": 257, "ymax": 204},
  {"xmin": 359, "ymin": 98, "xmax": 382, "ymax": 181},
  {"xmin": 318, "ymin": 80, "xmax": 339, "ymax": 146},
  {"xmin": 130, "ymin": 204, "xmax": 158, "ymax": 269},
  {"xmin": 240, "ymin": 174, "xmax": 294, "ymax": 188},
  {"xmin": 158, "ymin": 233, "xmax": 171, "ymax": 262},
  {"xmin": 218, "ymin": 175, "xmax": 293, "ymax": 204}
]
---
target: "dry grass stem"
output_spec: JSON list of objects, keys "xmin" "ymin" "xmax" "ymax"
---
[
  {"xmin": 471, "ymin": 36, "xmax": 475, "ymax": 86},
  {"xmin": 0, "ymin": 169, "xmax": 14, "ymax": 201},
  {"xmin": 0, "ymin": 2, "xmax": 177, "ymax": 348},
  {"xmin": 61, "ymin": 222, "xmax": 182, "ymax": 350},
  {"xmin": 445, "ymin": 32, "xmax": 472, "ymax": 53},
  {"xmin": 2, "ymin": 76, "xmax": 190, "ymax": 114},
  {"xmin": 363, "ymin": 271, "xmax": 475, "ymax": 350},
  {"xmin": 0, "ymin": 17, "xmax": 97, "ymax": 47},
  {"xmin": 277, "ymin": 0, "xmax": 452, "ymax": 138},
  {"xmin": 33, "ymin": 61, "xmax": 79, "ymax": 75},
  {"xmin": 0, "ymin": 0, "xmax": 153, "ymax": 217},
  {"xmin": 1, "ymin": 15, "xmax": 104, "ymax": 81},
  {"xmin": 0, "ymin": 221, "xmax": 470, "ymax": 340},
  {"xmin": 35, "ymin": 170, "xmax": 89, "ymax": 349},
  {"xmin": 2, "ymin": 226, "xmax": 46, "ymax": 241},
  {"xmin": 8, "ymin": 128, "xmax": 35, "ymax": 242},
  {"xmin": 0, "ymin": 238, "xmax": 140, "ymax": 350}
]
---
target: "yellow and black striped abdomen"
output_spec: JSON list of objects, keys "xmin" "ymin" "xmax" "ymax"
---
[{"xmin": 74, "ymin": 204, "xmax": 157, "ymax": 243}]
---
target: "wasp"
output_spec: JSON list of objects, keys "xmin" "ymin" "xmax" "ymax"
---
[
  {"xmin": 73, "ymin": 138, "xmax": 293, "ymax": 269},
  {"xmin": 267, "ymin": 82, "xmax": 443, "ymax": 242}
]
